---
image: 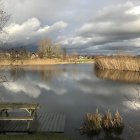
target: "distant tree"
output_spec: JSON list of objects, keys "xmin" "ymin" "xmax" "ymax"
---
[
  {"xmin": 62, "ymin": 47, "xmax": 67, "ymax": 60},
  {"xmin": 10, "ymin": 49, "xmax": 17, "ymax": 61},
  {"xmin": 53, "ymin": 43, "xmax": 64, "ymax": 58},
  {"xmin": 19, "ymin": 47, "xmax": 29, "ymax": 59},
  {"xmin": 38, "ymin": 38, "xmax": 54, "ymax": 58}
]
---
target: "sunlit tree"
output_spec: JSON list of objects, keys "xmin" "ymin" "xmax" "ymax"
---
[
  {"xmin": 38, "ymin": 38, "xmax": 53, "ymax": 58},
  {"xmin": 53, "ymin": 43, "xmax": 64, "ymax": 58}
]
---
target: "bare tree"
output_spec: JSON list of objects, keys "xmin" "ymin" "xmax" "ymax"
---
[
  {"xmin": 0, "ymin": 1, "xmax": 10, "ymax": 83},
  {"xmin": 0, "ymin": 0, "xmax": 10, "ymax": 34},
  {"xmin": 38, "ymin": 38, "xmax": 54, "ymax": 58},
  {"xmin": 0, "ymin": 10, "xmax": 10, "ymax": 32},
  {"xmin": 53, "ymin": 43, "xmax": 64, "ymax": 58},
  {"xmin": 0, "ymin": 0, "xmax": 10, "ymax": 45},
  {"xmin": 124, "ymin": 85, "xmax": 140, "ymax": 139}
]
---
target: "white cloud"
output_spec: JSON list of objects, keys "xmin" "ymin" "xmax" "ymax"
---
[
  {"xmin": 1, "ymin": 18, "xmax": 68, "ymax": 45},
  {"xmin": 127, "ymin": 5, "xmax": 140, "ymax": 15}
]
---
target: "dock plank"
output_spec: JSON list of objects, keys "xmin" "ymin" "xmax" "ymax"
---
[
  {"xmin": 44, "ymin": 113, "xmax": 54, "ymax": 131},
  {"xmin": 0, "ymin": 112, "xmax": 66, "ymax": 133}
]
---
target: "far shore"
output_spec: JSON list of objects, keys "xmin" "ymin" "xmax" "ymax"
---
[{"xmin": 0, "ymin": 58, "xmax": 94, "ymax": 67}]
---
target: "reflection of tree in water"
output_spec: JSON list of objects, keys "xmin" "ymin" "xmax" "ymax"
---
[
  {"xmin": 0, "ymin": 75, "xmax": 8, "ymax": 83},
  {"xmin": 10, "ymin": 67, "xmax": 26, "ymax": 81},
  {"xmin": 39, "ymin": 66, "xmax": 63, "ymax": 83},
  {"xmin": 39, "ymin": 65, "xmax": 79, "ymax": 84},
  {"xmin": 124, "ymin": 85, "xmax": 140, "ymax": 140}
]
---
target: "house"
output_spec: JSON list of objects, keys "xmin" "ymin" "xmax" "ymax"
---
[{"xmin": 31, "ymin": 53, "xmax": 38, "ymax": 59}]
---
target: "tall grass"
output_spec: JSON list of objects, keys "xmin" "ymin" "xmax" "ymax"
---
[
  {"xmin": 81, "ymin": 109, "xmax": 102, "ymax": 136},
  {"xmin": 81, "ymin": 110, "xmax": 124, "ymax": 137},
  {"xmin": 95, "ymin": 56, "xmax": 140, "ymax": 71}
]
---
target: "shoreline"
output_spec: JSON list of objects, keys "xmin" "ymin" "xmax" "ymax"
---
[{"xmin": 0, "ymin": 59, "xmax": 94, "ymax": 67}]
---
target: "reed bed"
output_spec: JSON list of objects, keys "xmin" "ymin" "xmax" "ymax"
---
[
  {"xmin": 102, "ymin": 111, "xmax": 114, "ymax": 130},
  {"xmin": 95, "ymin": 68, "xmax": 140, "ymax": 84},
  {"xmin": 113, "ymin": 111, "xmax": 124, "ymax": 135},
  {"xmin": 81, "ymin": 110, "xmax": 124, "ymax": 136},
  {"xmin": 95, "ymin": 56, "xmax": 140, "ymax": 71},
  {"xmin": 81, "ymin": 110, "xmax": 102, "ymax": 135}
]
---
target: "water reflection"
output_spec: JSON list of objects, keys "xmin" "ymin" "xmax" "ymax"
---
[
  {"xmin": 0, "ymin": 64, "xmax": 139, "ymax": 139},
  {"xmin": 95, "ymin": 68, "xmax": 140, "ymax": 84},
  {"xmin": 1, "ymin": 66, "xmax": 69, "ymax": 98},
  {"xmin": 10, "ymin": 67, "xmax": 26, "ymax": 81},
  {"xmin": 39, "ymin": 65, "xmax": 63, "ymax": 82},
  {"xmin": 100, "ymin": 135, "xmax": 124, "ymax": 140}
]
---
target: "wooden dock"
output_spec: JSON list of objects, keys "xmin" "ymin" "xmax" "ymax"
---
[{"xmin": 0, "ymin": 112, "xmax": 66, "ymax": 133}]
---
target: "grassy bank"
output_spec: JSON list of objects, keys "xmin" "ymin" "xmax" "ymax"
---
[
  {"xmin": 0, "ymin": 58, "xmax": 94, "ymax": 66},
  {"xmin": 0, "ymin": 133, "xmax": 75, "ymax": 140},
  {"xmin": 95, "ymin": 56, "xmax": 140, "ymax": 71}
]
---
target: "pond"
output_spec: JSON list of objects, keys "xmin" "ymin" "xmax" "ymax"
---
[{"xmin": 0, "ymin": 64, "xmax": 140, "ymax": 140}]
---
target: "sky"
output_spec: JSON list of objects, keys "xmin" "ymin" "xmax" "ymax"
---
[{"xmin": 1, "ymin": 0, "xmax": 140, "ymax": 55}]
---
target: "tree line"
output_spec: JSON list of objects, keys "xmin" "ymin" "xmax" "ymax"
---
[
  {"xmin": 38, "ymin": 38, "xmax": 66, "ymax": 59},
  {"xmin": 0, "ymin": 38, "xmax": 67, "ymax": 61}
]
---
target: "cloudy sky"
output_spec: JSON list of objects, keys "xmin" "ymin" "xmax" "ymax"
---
[{"xmin": 2, "ymin": 0, "xmax": 140, "ymax": 55}]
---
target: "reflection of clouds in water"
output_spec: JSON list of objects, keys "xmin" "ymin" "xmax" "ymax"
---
[
  {"xmin": 3, "ymin": 81, "xmax": 41, "ymax": 98},
  {"xmin": 75, "ymin": 75, "xmax": 140, "ymax": 111},
  {"xmin": 38, "ymin": 83, "xmax": 67, "ymax": 95},
  {"xmin": 124, "ymin": 101, "xmax": 140, "ymax": 110},
  {"xmin": 37, "ymin": 83, "xmax": 50, "ymax": 90},
  {"xmin": 1, "ymin": 64, "xmax": 140, "ymax": 112},
  {"xmin": 56, "ymin": 69, "xmax": 140, "ymax": 111},
  {"xmin": 59, "ymin": 72, "xmax": 94, "ymax": 81},
  {"xmin": 122, "ymin": 87, "xmax": 140, "ymax": 110},
  {"xmin": 2, "ymin": 77, "xmax": 67, "ymax": 98}
]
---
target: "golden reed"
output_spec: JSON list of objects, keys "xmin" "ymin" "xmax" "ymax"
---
[{"xmin": 95, "ymin": 56, "xmax": 140, "ymax": 71}]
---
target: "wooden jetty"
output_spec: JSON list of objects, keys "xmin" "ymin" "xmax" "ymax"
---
[{"xmin": 0, "ymin": 112, "xmax": 66, "ymax": 133}]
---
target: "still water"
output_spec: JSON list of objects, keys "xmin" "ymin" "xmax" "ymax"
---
[{"xmin": 0, "ymin": 64, "xmax": 140, "ymax": 140}]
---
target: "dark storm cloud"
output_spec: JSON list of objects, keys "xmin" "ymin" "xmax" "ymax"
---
[
  {"xmin": 2, "ymin": 0, "xmax": 140, "ymax": 54},
  {"xmin": 60, "ymin": 2, "xmax": 140, "ymax": 54}
]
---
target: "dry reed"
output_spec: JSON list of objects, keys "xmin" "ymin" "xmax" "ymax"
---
[
  {"xmin": 113, "ymin": 111, "xmax": 124, "ymax": 128},
  {"xmin": 95, "ymin": 56, "xmax": 140, "ymax": 71},
  {"xmin": 102, "ymin": 111, "xmax": 114, "ymax": 130},
  {"xmin": 81, "ymin": 109, "xmax": 102, "ymax": 135},
  {"xmin": 81, "ymin": 110, "xmax": 124, "ymax": 136}
]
